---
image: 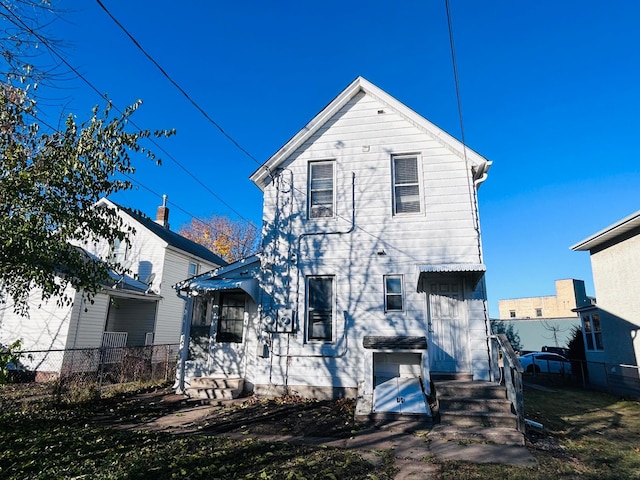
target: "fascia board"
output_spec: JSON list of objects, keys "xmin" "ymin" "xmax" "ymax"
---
[{"xmin": 571, "ymin": 209, "xmax": 640, "ymax": 251}]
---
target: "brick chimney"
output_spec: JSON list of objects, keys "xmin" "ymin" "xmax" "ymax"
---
[{"xmin": 155, "ymin": 194, "xmax": 170, "ymax": 229}]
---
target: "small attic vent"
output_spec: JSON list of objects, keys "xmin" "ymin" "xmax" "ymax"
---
[{"xmin": 377, "ymin": 109, "xmax": 385, "ymax": 114}]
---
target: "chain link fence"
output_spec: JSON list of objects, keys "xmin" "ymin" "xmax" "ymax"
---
[
  {"xmin": 4, "ymin": 344, "xmax": 179, "ymax": 401},
  {"xmin": 524, "ymin": 358, "xmax": 640, "ymax": 398}
]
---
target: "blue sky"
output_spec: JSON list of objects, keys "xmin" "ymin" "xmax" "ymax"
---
[{"xmin": 33, "ymin": 1, "xmax": 640, "ymax": 317}]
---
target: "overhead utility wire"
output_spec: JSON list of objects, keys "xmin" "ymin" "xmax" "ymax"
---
[
  {"xmin": 95, "ymin": 0, "xmax": 261, "ymax": 167},
  {"xmin": 93, "ymin": 0, "xmax": 433, "ymax": 255},
  {"xmin": 444, "ymin": 0, "xmax": 467, "ymax": 153},
  {"xmin": 0, "ymin": 1, "xmax": 256, "ymax": 229}
]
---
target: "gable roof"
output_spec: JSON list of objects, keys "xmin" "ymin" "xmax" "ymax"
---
[
  {"xmin": 571, "ymin": 209, "xmax": 640, "ymax": 252},
  {"xmin": 250, "ymin": 76, "xmax": 492, "ymax": 190},
  {"xmin": 97, "ymin": 198, "xmax": 227, "ymax": 266}
]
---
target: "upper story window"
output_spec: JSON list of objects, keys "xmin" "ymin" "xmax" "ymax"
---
[
  {"xmin": 188, "ymin": 262, "xmax": 199, "ymax": 278},
  {"xmin": 384, "ymin": 275, "xmax": 404, "ymax": 312},
  {"xmin": 583, "ymin": 313, "xmax": 604, "ymax": 350},
  {"xmin": 392, "ymin": 155, "xmax": 421, "ymax": 215},
  {"xmin": 307, "ymin": 276, "xmax": 334, "ymax": 341},
  {"xmin": 535, "ymin": 308, "xmax": 543, "ymax": 317},
  {"xmin": 111, "ymin": 238, "xmax": 127, "ymax": 264},
  {"xmin": 308, "ymin": 161, "xmax": 335, "ymax": 218},
  {"xmin": 509, "ymin": 310, "xmax": 516, "ymax": 318}
]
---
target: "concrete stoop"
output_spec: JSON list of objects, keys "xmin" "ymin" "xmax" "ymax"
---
[
  {"xmin": 434, "ymin": 380, "xmax": 518, "ymax": 429},
  {"xmin": 428, "ymin": 424, "xmax": 525, "ymax": 446},
  {"xmin": 186, "ymin": 377, "xmax": 244, "ymax": 402}
]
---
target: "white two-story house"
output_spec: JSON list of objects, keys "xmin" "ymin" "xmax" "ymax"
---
[
  {"xmin": 176, "ymin": 77, "xmax": 494, "ymax": 416},
  {"xmin": 0, "ymin": 197, "xmax": 226, "ymax": 377}
]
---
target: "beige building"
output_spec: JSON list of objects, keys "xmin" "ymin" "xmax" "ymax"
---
[
  {"xmin": 498, "ymin": 279, "xmax": 591, "ymax": 320},
  {"xmin": 571, "ymin": 209, "xmax": 640, "ymax": 395}
]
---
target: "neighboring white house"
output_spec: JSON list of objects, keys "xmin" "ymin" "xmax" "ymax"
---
[
  {"xmin": 0, "ymin": 197, "xmax": 226, "ymax": 377},
  {"xmin": 571, "ymin": 209, "xmax": 640, "ymax": 395},
  {"xmin": 176, "ymin": 77, "xmax": 495, "ymax": 416}
]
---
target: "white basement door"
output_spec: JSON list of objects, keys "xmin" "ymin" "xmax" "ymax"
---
[{"xmin": 373, "ymin": 377, "xmax": 429, "ymax": 414}]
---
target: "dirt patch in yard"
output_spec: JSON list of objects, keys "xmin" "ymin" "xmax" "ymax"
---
[
  {"xmin": 198, "ymin": 395, "xmax": 364, "ymax": 438},
  {"xmin": 85, "ymin": 386, "xmax": 366, "ymax": 438}
]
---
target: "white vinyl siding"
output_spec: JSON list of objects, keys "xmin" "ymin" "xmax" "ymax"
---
[
  {"xmin": 307, "ymin": 276, "xmax": 334, "ymax": 341},
  {"xmin": 254, "ymin": 87, "xmax": 489, "ymax": 391},
  {"xmin": 392, "ymin": 155, "xmax": 421, "ymax": 215},
  {"xmin": 308, "ymin": 161, "xmax": 335, "ymax": 218}
]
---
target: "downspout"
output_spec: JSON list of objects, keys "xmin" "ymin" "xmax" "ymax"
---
[
  {"xmin": 174, "ymin": 291, "xmax": 193, "ymax": 394},
  {"xmin": 472, "ymin": 163, "xmax": 494, "ymax": 381}
]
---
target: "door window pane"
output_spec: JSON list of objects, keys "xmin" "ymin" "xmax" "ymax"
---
[{"xmin": 217, "ymin": 293, "xmax": 245, "ymax": 343}]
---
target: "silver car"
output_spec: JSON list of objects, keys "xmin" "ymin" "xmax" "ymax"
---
[{"xmin": 519, "ymin": 352, "xmax": 572, "ymax": 374}]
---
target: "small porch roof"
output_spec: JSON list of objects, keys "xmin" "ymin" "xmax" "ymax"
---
[
  {"xmin": 185, "ymin": 277, "xmax": 259, "ymax": 303},
  {"xmin": 417, "ymin": 263, "xmax": 486, "ymax": 290}
]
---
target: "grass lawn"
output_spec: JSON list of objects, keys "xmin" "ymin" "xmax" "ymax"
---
[
  {"xmin": 1, "ymin": 382, "xmax": 639, "ymax": 479},
  {"xmin": 440, "ymin": 386, "xmax": 640, "ymax": 479}
]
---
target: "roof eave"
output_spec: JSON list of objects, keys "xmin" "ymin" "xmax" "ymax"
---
[{"xmin": 571, "ymin": 209, "xmax": 640, "ymax": 252}]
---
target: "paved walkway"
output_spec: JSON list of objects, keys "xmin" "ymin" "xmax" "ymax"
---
[{"xmin": 121, "ymin": 394, "xmax": 537, "ymax": 479}]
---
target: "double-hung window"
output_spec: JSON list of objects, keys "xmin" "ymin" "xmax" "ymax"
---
[
  {"xmin": 392, "ymin": 155, "xmax": 421, "ymax": 214},
  {"xmin": 309, "ymin": 161, "xmax": 335, "ymax": 218},
  {"xmin": 111, "ymin": 238, "xmax": 127, "ymax": 264},
  {"xmin": 384, "ymin": 275, "xmax": 404, "ymax": 312},
  {"xmin": 188, "ymin": 262, "xmax": 199, "ymax": 278},
  {"xmin": 583, "ymin": 313, "xmax": 604, "ymax": 350},
  {"xmin": 307, "ymin": 276, "xmax": 334, "ymax": 341}
]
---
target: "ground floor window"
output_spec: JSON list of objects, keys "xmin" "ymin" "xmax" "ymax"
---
[
  {"xmin": 583, "ymin": 313, "xmax": 604, "ymax": 350},
  {"xmin": 384, "ymin": 275, "xmax": 404, "ymax": 311},
  {"xmin": 307, "ymin": 276, "xmax": 334, "ymax": 341},
  {"xmin": 216, "ymin": 293, "xmax": 245, "ymax": 343},
  {"xmin": 189, "ymin": 297, "xmax": 211, "ymax": 359}
]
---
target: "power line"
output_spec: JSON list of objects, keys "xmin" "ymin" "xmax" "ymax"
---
[
  {"xmin": 95, "ymin": 0, "xmax": 262, "ymax": 167},
  {"xmin": 0, "ymin": 0, "xmax": 258, "ymax": 230}
]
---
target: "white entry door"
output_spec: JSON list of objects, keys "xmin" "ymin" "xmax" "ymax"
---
[{"xmin": 429, "ymin": 282, "xmax": 470, "ymax": 373}]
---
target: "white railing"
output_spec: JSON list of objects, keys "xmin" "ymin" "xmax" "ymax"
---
[
  {"xmin": 101, "ymin": 331, "xmax": 128, "ymax": 364},
  {"xmin": 489, "ymin": 333, "xmax": 525, "ymax": 432}
]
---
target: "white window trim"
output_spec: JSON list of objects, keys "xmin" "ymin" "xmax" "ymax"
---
[
  {"xmin": 188, "ymin": 262, "xmax": 199, "ymax": 278},
  {"xmin": 384, "ymin": 274, "xmax": 404, "ymax": 312},
  {"xmin": 308, "ymin": 160, "xmax": 336, "ymax": 219},
  {"xmin": 582, "ymin": 313, "xmax": 604, "ymax": 351},
  {"xmin": 391, "ymin": 154, "xmax": 423, "ymax": 216},
  {"xmin": 306, "ymin": 275, "xmax": 335, "ymax": 342}
]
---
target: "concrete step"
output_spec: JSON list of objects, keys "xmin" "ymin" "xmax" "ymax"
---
[
  {"xmin": 439, "ymin": 410, "xmax": 518, "ymax": 429},
  {"xmin": 189, "ymin": 377, "xmax": 244, "ymax": 390},
  {"xmin": 434, "ymin": 380, "xmax": 508, "ymax": 399},
  {"xmin": 186, "ymin": 377, "xmax": 244, "ymax": 401},
  {"xmin": 438, "ymin": 397, "xmax": 513, "ymax": 414},
  {"xmin": 433, "ymin": 380, "xmax": 518, "ymax": 429},
  {"xmin": 428, "ymin": 424, "xmax": 524, "ymax": 446}
]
